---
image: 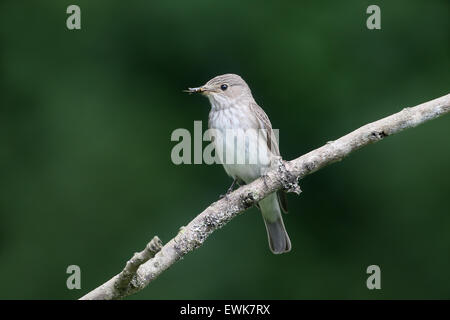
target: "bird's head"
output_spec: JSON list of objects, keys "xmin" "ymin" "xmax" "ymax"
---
[{"xmin": 185, "ymin": 73, "xmax": 252, "ymax": 108}]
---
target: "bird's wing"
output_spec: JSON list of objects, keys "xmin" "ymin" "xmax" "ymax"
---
[
  {"xmin": 249, "ymin": 102, "xmax": 280, "ymax": 156},
  {"xmin": 250, "ymin": 102, "xmax": 288, "ymax": 213}
]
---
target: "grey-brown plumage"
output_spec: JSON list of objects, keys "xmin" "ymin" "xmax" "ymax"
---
[{"xmin": 186, "ymin": 74, "xmax": 291, "ymax": 254}]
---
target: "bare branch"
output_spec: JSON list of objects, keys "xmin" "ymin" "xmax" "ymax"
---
[
  {"xmin": 80, "ymin": 236, "xmax": 162, "ymax": 300},
  {"xmin": 80, "ymin": 93, "xmax": 450, "ymax": 300}
]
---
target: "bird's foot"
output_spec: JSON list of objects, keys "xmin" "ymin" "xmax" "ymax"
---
[{"xmin": 219, "ymin": 193, "xmax": 230, "ymax": 200}]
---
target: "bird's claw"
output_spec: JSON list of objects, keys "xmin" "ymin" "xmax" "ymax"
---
[{"xmin": 219, "ymin": 190, "xmax": 232, "ymax": 200}]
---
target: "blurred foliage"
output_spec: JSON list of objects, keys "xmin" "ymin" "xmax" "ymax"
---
[{"xmin": 0, "ymin": 0, "xmax": 449, "ymax": 299}]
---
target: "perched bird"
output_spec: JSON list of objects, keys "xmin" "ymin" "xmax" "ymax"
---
[{"xmin": 185, "ymin": 74, "xmax": 291, "ymax": 254}]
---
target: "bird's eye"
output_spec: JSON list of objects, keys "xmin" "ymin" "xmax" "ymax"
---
[{"xmin": 220, "ymin": 84, "xmax": 228, "ymax": 91}]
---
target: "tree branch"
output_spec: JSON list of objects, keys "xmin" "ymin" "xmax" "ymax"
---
[
  {"xmin": 80, "ymin": 93, "xmax": 450, "ymax": 300},
  {"xmin": 80, "ymin": 236, "xmax": 162, "ymax": 300}
]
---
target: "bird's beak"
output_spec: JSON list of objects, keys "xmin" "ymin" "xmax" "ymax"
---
[{"xmin": 183, "ymin": 85, "xmax": 212, "ymax": 95}]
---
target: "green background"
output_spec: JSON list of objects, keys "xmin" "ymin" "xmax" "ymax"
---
[{"xmin": 1, "ymin": 1, "xmax": 449, "ymax": 299}]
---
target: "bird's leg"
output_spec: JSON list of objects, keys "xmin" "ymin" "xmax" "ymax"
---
[
  {"xmin": 227, "ymin": 179, "xmax": 238, "ymax": 194},
  {"xmin": 219, "ymin": 179, "xmax": 238, "ymax": 199}
]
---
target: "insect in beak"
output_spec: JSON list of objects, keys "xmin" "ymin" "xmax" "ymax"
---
[{"xmin": 183, "ymin": 87, "xmax": 205, "ymax": 94}]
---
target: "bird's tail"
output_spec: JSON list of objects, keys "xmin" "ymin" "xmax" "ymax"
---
[{"xmin": 259, "ymin": 193, "xmax": 291, "ymax": 254}]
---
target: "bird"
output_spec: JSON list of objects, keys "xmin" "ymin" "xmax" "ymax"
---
[{"xmin": 185, "ymin": 73, "xmax": 291, "ymax": 254}]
